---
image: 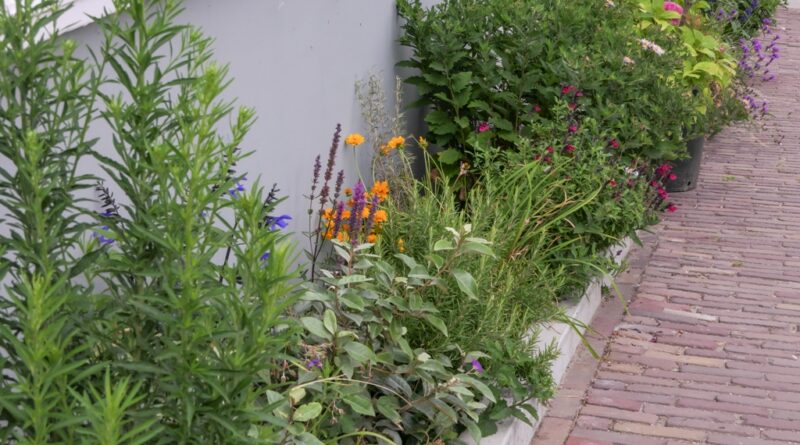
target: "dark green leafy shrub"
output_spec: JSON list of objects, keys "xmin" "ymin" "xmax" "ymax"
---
[
  {"xmin": 397, "ymin": 0, "xmax": 702, "ymax": 165},
  {"xmin": 276, "ymin": 229, "xmax": 496, "ymax": 444}
]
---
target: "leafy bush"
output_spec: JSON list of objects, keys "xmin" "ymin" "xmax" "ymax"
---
[
  {"xmin": 280, "ymin": 228, "xmax": 496, "ymax": 444},
  {"xmin": 397, "ymin": 0, "xmax": 701, "ymax": 165},
  {"xmin": 2, "ymin": 1, "xmax": 299, "ymax": 443}
]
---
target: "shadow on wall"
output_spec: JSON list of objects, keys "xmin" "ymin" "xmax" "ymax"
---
[{"xmin": 66, "ymin": 0, "xmax": 437, "ymax": 247}]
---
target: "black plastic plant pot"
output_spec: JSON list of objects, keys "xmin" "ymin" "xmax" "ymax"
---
[{"xmin": 666, "ymin": 136, "xmax": 705, "ymax": 193}]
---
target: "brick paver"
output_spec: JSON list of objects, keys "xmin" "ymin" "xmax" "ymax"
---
[{"xmin": 534, "ymin": 7, "xmax": 800, "ymax": 445}]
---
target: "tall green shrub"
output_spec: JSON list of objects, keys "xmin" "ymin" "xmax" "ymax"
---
[
  {"xmin": 84, "ymin": 1, "xmax": 300, "ymax": 442},
  {"xmin": 0, "ymin": 1, "xmax": 100, "ymax": 442}
]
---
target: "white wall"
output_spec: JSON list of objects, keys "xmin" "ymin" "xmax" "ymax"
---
[{"xmin": 65, "ymin": 0, "xmax": 437, "ymax": 245}]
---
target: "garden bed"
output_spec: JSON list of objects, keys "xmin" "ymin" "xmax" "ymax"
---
[{"xmin": 463, "ymin": 238, "xmax": 633, "ymax": 445}]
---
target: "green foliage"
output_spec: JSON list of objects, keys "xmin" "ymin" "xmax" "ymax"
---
[
  {"xmin": 0, "ymin": 1, "xmax": 99, "ymax": 442},
  {"xmin": 397, "ymin": 0, "xmax": 701, "ymax": 163},
  {"xmin": 85, "ymin": 1, "xmax": 300, "ymax": 442},
  {"xmin": 278, "ymin": 230, "xmax": 496, "ymax": 444}
]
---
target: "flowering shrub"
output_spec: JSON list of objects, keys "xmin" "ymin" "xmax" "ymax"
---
[
  {"xmin": 398, "ymin": 0, "xmax": 702, "ymax": 164},
  {"xmin": 279, "ymin": 227, "xmax": 496, "ymax": 444}
]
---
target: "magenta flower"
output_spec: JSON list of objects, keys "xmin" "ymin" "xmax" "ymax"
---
[
  {"xmin": 477, "ymin": 122, "xmax": 491, "ymax": 133},
  {"xmin": 564, "ymin": 144, "xmax": 576, "ymax": 154},
  {"xmin": 568, "ymin": 124, "xmax": 578, "ymax": 134},
  {"xmin": 608, "ymin": 179, "xmax": 617, "ymax": 187},
  {"xmin": 609, "ymin": 139, "xmax": 620, "ymax": 149},
  {"xmin": 663, "ymin": 1, "xmax": 683, "ymax": 25},
  {"xmin": 666, "ymin": 203, "xmax": 678, "ymax": 213},
  {"xmin": 470, "ymin": 359, "xmax": 484, "ymax": 374},
  {"xmin": 533, "ymin": 104, "xmax": 542, "ymax": 113}
]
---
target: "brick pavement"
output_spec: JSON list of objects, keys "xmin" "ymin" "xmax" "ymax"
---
[{"xmin": 533, "ymin": 7, "xmax": 800, "ymax": 445}]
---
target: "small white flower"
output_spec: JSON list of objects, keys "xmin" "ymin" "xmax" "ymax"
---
[
  {"xmin": 605, "ymin": 0, "xmax": 616, "ymax": 7},
  {"xmin": 623, "ymin": 56, "xmax": 636, "ymax": 65},
  {"xmin": 639, "ymin": 38, "xmax": 665, "ymax": 56}
]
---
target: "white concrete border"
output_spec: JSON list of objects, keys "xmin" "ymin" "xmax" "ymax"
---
[{"xmin": 463, "ymin": 237, "xmax": 633, "ymax": 445}]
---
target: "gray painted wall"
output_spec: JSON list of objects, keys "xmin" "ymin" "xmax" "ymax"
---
[{"xmin": 66, "ymin": 0, "xmax": 437, "ymax": 245}]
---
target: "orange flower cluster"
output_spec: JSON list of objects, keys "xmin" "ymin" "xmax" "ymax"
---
[{"xmin": 322, "ymin": 181, "xmax": 390, "ymax": 243}]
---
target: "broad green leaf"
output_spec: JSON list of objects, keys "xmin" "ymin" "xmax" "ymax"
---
[
  {"xmin": 451, "ymin": 269, "xmax": 478, "ymax": 299},
  {"xmin": 323, "ymin": 309, "xmax": 337, "ymax": 335},
  {"xmin": 433, "ymin": 239, "xmax": 454, "ymax": 251},
  {"xmin": 293, "ymin": 402, "xmax": 322, "ymax": 422},
  {"xmin": 343, "ymin": 341, "xmax": 375, "ymax": 364},
  {"xmin": 423, "ymin": 314, "xmax": 448, "ymax": 336},
  {"xmin": 438, "ymin": 148, "xmax": 462, "ymax": 165},
  {"xmin": 376, "ymin": 396, "xmax": 402, "ymax": 424},
  {"xmin": 301, "ymin": 317, "xmax": 332, "ymax": 341},
  {"xmin": 343, "ymin": 394, "xmax": 376, "ymax": 416}
]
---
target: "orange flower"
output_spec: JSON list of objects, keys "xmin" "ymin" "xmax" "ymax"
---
[
  {"xmin": 380, "ymin": 144, "xmax": 391, "ymax": 156},
  {"xmin": 321, "ymin": 207, "xmax": 334, "ymax": 220},
  {"xmin": 374, "ymin": 209, "xmax": 388, "ymax": 224},
  {"xmin": 387, "ymin": 136, "xmax": 405, "ymax": 150},
  {"xmin": 371, "ymin": 181, "xmax": 390, "ymax": 202},
  {"xmin": 345, "ymin": 133, "xmax": 365, "ymax": 146},
  {"xmin": 341, "ymin": 210, "xmax": 351, "ymax": 220},
  {"xmin": 362, "ymin": 207, "xmax": 371, "ymax": 219},
  {"xmin": 344, "ymin": 187, "xmax": 353, "ymax": 196},
  {"xmin": 367, "ymin": 233, "xmax": 377, "ymax": 243}
]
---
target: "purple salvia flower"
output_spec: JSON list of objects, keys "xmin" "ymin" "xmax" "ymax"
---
[
  {"xmin": 306, "ymin": 358, "xmax": 322, "ymax": 369},
  {"xmin": 348, "ymin": 181, "xmax": 367, "ymax": 245},
  {"xmin": 260, "ymin": 251, "xmax": 270, "ymax": 261},
  {"xmin": 333, "ymin": 169, "xmax": 345, "ymax": 201},
  {"xmin": 318, "ymin": 124, "xmax": 342, "ymax": 208},
  {"xmin": 332, "ymin": 201, "xmax": 346, "ymax": 239},
  {"xmin": 310, "ymin": 154, "xmax": 322, "ymax": 196},
  {"xmin": 362, "ymin": 193, "xmax": 380, "ymax": 242}
]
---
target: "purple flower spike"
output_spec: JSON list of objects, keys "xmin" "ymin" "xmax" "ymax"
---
[
  {"xmin": 306, "ymin": 358, "xmax": 322, "ymax": 369},
  {"xmin": 347, "ymin": 181, "xmax": 367, "ymax": 245},
  {"xmin": 260, "ymin": 251, "xmax": 270, "ymax": 261}
]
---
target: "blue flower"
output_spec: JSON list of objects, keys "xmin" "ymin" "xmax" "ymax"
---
[
  {"xmin": 270, "ymin": 214, "xmax": 292, "ymax": 231},
  {"xmin": 306, "ymin": 358, "xmax": 322, "ymax": 370},
  {"xmin": 94, "ymin": 225, "xmax": 115, "ymax": 246},
  {"xmin": 260, "ymin": 251, "xmax": 270, "ymax": 262}
]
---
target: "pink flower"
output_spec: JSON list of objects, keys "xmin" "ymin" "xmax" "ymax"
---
[
  {"xmin": 610, "ymin": 139, "xmax": 620, "ymax": 149},
  {"xmin": 477, "ymin": 121, "xmax": 491, "ymax": 133},
  {"xmin": 534, "ymin": 154, "xmax": 542, "ymax": 161},
  {"xmin": 561, "ymin": 85, "xmax": 575, "ymax": 95},
  {"xmin": 663, "ymin": 1, "xmax": 683, "ymax": 25},
  {"xmin": 655, "ymin": 163, "xmax": 673, "ymax": 177},
  {"xmin": 546, "ymin": 146, "xmax": 554, "ymax": 154},
  {"xmin": 543, "ymin": 156, "xmax": 552, "ymax": 164},
  {"xmin": 668, "ymin": 173, "xmax": 677, "ymax": 181},
  {"xmin": 666, "ymin": 203, "xmax": 678, "ymax": 213},
  {"xmin": 658, "ymin": 188, "xmax": 669, "ymax": 200},
  {"xmin": 650, "ymin": 180, "xmax": 659, "ymax": 188},
  {"xmin": 568, "ymin": 102, "xmax": 578, "ymax": 110},
  {"xmin": 533, "ymin": 104, "xmax": 542, "ymax": 113},
  {"xmin": 568, "ymin": 124, "xmax": 578, "ymax": 133},
  {"xmin": 609, "ymin": 179, "xmax": 618, "ymax": 187},
  {"xmin": 564, "ymin": 144, "xmax": 576, "ymax": 154}
]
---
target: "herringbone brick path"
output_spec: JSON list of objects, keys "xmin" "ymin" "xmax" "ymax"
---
[{"xmin": 534, "ymin": 7, "xmax": 800, "ymax": 445}]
